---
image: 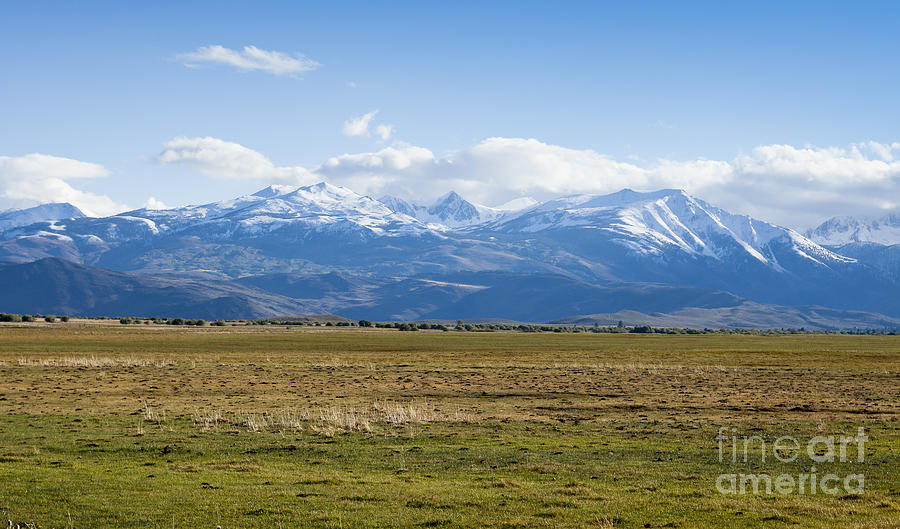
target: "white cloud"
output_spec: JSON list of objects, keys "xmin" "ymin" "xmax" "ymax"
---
[
  {"xmin": 157, "ymin": 136, "xmax": 314, "ymax": 184},
  {"xmin": 306, "ymin": 137, "xmax": 734, "ymax": 208},
  {"xmin": 342, "ymin": 110, "xmax": 379, "ymax": 137},
  {"xmin": 855, "ymin": 141, "xmax": 899, "ymax": 162},
  {"xmin": 0, "ymin": 153, "xmax": 108, "ymax": 179},
  {"xmin": 709, "ymin": 142, "xmax": 900, "ymax": 227},
  {"xmin": 0, "ymin": 153, "xmax": 123, "ymax": 217},
  {"xmin": 374, "ymin": 124, "xmax": 394, "ymax": 141},
  {"xmin": 157, "ymin": 136, "xmax": 900, "ymax": 229},
  {"xmin": 734, "ymin": 144, "xmax": 897, "ymax": 183},
  {"xmin": 143, "ymin": 197, "xmax": 168, "ymax": 210},
  {"xmin": 177, "ymin": 45, "xmax": 320, "ymax": 76}
]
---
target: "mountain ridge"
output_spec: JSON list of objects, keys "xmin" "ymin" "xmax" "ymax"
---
[
  {"xmin": 1, "ymin": 182, "xmax": 898, "ymax": 319},
  {"xmin": 807, "ymin": 213, "xmax": 900, "ymax": 247},
  {"xmin": 0, "ymin": 203, "xmax": 85, "ymax": 232}
]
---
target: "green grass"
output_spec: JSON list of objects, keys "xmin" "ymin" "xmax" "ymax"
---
[{"xmin": 0, "ymin": 325, "xmax": 898, "ymax": 528}]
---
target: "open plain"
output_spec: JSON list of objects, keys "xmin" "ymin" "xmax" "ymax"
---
[{"xmin": 0, "ymin": 323, "xmax": 898, "ymax": 528}]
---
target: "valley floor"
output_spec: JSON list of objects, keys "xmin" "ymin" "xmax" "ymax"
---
[{"xmin": 0, "ymin": 326, "xmax": 897, "ymax": 528}]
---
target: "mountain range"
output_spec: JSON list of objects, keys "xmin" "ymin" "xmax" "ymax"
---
[{"xmin": 0, "ymin": 182, "xmax": 898, "ymax": 328}]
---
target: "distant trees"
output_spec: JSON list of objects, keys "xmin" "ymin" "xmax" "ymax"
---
[
  {"xmin": 2, "ymin": 310, "xmax": 895, "ymax": 335},
  {"xmin": 0, "ymin": 313, "xmax": 64, "ymax": 323}
]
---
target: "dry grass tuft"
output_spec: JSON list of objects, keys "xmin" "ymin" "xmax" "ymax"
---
[
  {"xmin": 192, "ymin": 401, "xmax": 472, "ymax": 436},
  {"xmin": 16, "ymin": 356, "xmax": 174, "ymax": 368},
  {"xmin": 595, "ymin": 517, "xmax": 618, "ymax": 528},
  {"xmin": 140, "ymin": 401, "xmax": 167, "ymax": 430},
  {"xmin": 373, "ymin": 400, "xmax": 438, "ymax": 425}
]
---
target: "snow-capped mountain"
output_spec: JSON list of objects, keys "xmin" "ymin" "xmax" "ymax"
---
[
  {"xmin": 0, "ymin": 203, "xmax": 85, "ymax": 232},
  {"xmin": 489, "ymin": 188, "xmax": 853, "ymax": 270},
  {"xmin": 124, "ymin": 181, "xmax": 430, "ymax": 238},
  {"xmin": 0, "ymin": 183, "xmax": 449, "ymax": 276},
  {"xmin": 806, "ymin": 214, "xmax": 900, "ymax": 247},
  {"xmin": 0, "ymin": 183, "xmax": 897, "ymax": 317},
  {"xmin": 378, "ymin": 191, "xmax": 516, "ymax": 229}
]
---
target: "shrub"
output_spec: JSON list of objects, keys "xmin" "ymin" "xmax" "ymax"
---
[
  {"xmin": 60, "ymin": 315, "xmax": 70, "ymax": 322},
  {"xmin": 358, "ymin": 320, "xmax": 373, "ymax": 328},
  {"xmin": 119, "ymin": 318, "xmax": 131, "ymax": 325},
  {"xmin": 22, "ymin": 315, "xmax": 34, "ymax": 322},
  {"xmin": 212, "ymin": 320, "xmax": 226, "ymax": 326},
  {"xmin": 170, "ymin": 318, "xmax": 185, "ymax": 326},
  {"xmin": 44, "ymin": 316, "xmax": 57, "ymax": 323},
  {"xmin": 0, "ymin": 313, "xmax": 22, "ymax": 322}
]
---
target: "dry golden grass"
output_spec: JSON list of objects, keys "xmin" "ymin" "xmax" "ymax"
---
[
  {"xmin": 16, "ymin": 356, "xmax": 175, "ymax": 367},
  {"xmin": 190, "ymin": 400, "xmax": 472, "ymax": 437}
]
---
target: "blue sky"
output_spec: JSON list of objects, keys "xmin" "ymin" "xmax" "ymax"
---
[{"xmin": 1, "ymin": 1, "xmax": 899, "ymax": 228}]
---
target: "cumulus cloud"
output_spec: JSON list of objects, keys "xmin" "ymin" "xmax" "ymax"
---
[
  {"xmin": 157, "ymin": 136, "xmax": 314, "ymax": 184},
  {"xmin": 374, "ymin": 124, "xmax": 394, "ymax": 141},
  {"xmin": 143, "ymin": 197, "xmax": 168, "ymax": 210},
  {"xmin": 0, "ymin": 153, "xmax": 123, "ymax": 217},
  {"xmin": 157, "ymin": 136, "xmax": 900, "ymax": 229},
  {"xmin": 177, "ymin": 45, "xmax": 320, "ymax": 76},
  {"xmin": 710, "ymin": 142, "xmax": 900, "ymax": 227},
  {"xmin": 342, "ymin": 110, "xmax": 379, "ymax": 137}
]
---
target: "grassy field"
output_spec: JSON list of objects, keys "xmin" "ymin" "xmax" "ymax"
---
[{"xmin": 0, "ymin": 323, "xmax": 897, "ymax": 528}]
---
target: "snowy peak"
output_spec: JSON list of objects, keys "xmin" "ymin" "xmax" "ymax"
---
[
  {"xmin": 252, "ymin": 184, "xmax": 298, "ymax": 198},
  {"xmin": 379, "ymin": 191, "xmax": 509, "ymax": 228},
  {"xmin": 105, "ymin": 182, "xmax": 431, "ymax": 240},
  {"xmin": 0, "ymin": 203, "xmax": 85, "ymax": 232},
  {"xmin": 186, "ymin": 182, "xmax": 427, "ymax": 236},
  {"xmin": 493, "ymin": 188, "xmax": 852, "ymax": 269},
  {"xmin": 234, "ymin": 182, "xmax": 410, "ymax": 227},
  {"xmin": 807, "ymin": 214, "xmax": 900, "ymax": 246},
  {"xmin": 427, "ymin": 191, "xmax": 481, "ymax": 224},
  {"xmin": 290, "ymin": 181, "xmax": 381, "ymax": 208},
  {"xmin": 377, "ymin": 195, "xmax": 418, "ymax": 217}
]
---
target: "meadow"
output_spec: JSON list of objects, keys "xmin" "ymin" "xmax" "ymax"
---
[{"xmin": 0, "ymin": 323, "xmax": 897, "ymax": 528}]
